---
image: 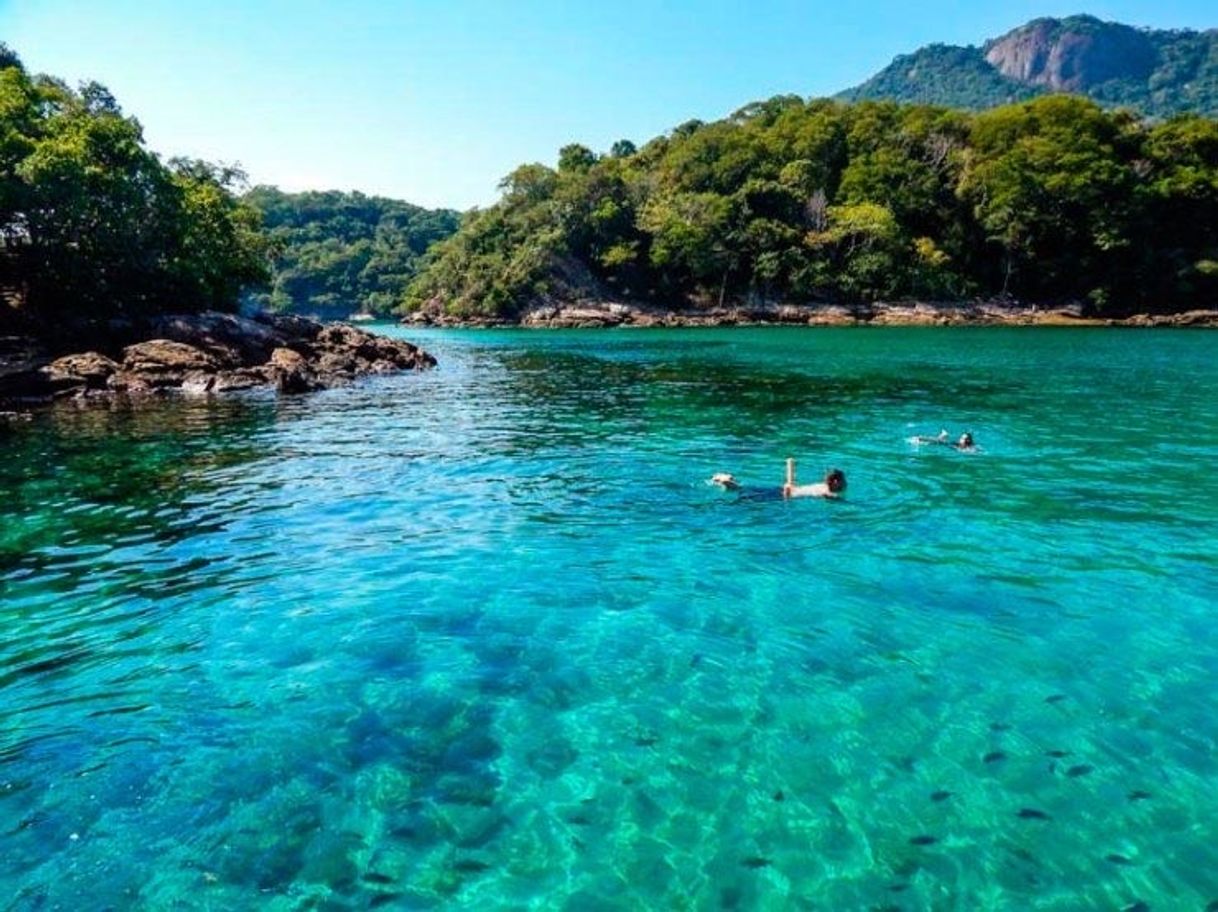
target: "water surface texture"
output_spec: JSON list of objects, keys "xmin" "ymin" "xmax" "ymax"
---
[{"xmin": 3, "ymin": 327, "xmax": 1217, "ymax": 910}]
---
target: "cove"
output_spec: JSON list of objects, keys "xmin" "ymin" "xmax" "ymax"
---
[{"xmin": 2, "ymin": 326, "xmax": 1217, "ymax": 909}]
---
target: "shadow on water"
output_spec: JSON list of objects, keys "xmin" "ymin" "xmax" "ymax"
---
[
  {"xmin": 0, "ymin": 395, "xmax": 282, "ymax": 577},
  {"xmin": 488, "ymin": 338, "xmax": 1029, "ymax": 459}
]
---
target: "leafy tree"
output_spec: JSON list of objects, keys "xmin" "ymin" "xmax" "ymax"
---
[
  {"xmin": 960, "ymin": 95, "xmax": 1136, "ymax": 304},
  {"xmin": 0, "ymin": 48, "xmax": 270, "ymax": 321},
  {"xmin": 557, "ymin": 143, "xmax": 597, "ymax": 173},
  {"xmin": 639, "ymin": 192, "xmax": 736, "ymax": 301},
  {"xmin": 407, "ymin": 92, "xmax": 1218, "ymax": 317},
  {"xmin": 609, "ymin": 139, "xmax": 637, "ymax": 158},
  {"xmin": 1131, "ymin": 115, "xmax": 1218, "ymax": 307}
]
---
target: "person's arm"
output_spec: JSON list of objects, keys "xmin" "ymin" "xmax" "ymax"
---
[{"xmin": 783, "ymin": 458, "xmax": 795, "ymax": 497}]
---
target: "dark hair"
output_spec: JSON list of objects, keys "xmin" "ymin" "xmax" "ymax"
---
[{"xmin": 825, "ymin": 468, "xmax": 847, "ymax": 493}]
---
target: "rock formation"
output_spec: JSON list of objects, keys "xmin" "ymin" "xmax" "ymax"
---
[
  {"xmin": 403, "ymin": 299, "xmax": 1218, "ymax": 329},
  {"xmin": 1, "ymin": 312, "xmax": 435, "ymax": 406},
  {"xmin": 983, "ymin": 18, "xmax": 1157, "ymax": 92}
]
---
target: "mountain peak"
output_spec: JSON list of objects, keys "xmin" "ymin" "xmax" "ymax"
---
[
  {"xmin": 982, "ymin": 16, "xmax": 1156, "ymax": 92},
  {"xmin": 839, "ymin": 15, "xmax": 1218, "ymax": 117}
]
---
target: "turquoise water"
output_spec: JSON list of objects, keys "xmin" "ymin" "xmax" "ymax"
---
[{"xmin": 2, "ymin": 326, "xmax": 1217, "ymax": 910}]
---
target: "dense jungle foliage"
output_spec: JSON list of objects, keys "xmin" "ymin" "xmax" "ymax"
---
[
  {"xmin": 0, "ymin": 46, "xmax": 270, "ymax": 323},
  {"xmin": 405, "ymin": 94, "xmax": 1218, "ymax": 317},
  {"xmin": 243, "ymin": 188, "xmax": 460, "ymax": 318}
]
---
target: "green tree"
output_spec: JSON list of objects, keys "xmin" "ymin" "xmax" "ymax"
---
[
  {"xmin": 557, "ymin": 143, "xmax": 597, "ymax": 173},
  {"xmin": 959, "ymin": 95, "xmax": 1137, "ymax": 304},
  {"xmin": 243, "ymin": 186, "xmax": 459, "ymax": 317},
  {"xmin": 0, "ymin": 49, "xmax": 271, "ymax": 321}
]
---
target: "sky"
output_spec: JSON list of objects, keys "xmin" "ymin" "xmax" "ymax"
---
[{"xmin": 2, "ymin": 0, "xmax": 1215, "ymax": 210}]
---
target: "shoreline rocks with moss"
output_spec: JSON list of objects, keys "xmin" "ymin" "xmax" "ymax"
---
[
  {"xmin": 401, "ymin": 299, "xmax": 1218, "ymax": 329},
  {"xmin": 0, "ymin": 311, "xmax": 435, "ymax": 408}
]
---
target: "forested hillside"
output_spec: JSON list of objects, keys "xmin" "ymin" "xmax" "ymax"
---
[
  {"xmin": 243, "ymin": 188, "xmax": 460, "ymax": 318},
  {"xmin": 839, "ymin": 16, "xmax": 1218, "ymax": 118},
  {"xmin": 406, "ymin": 95, "xmax": 1218, "ymax": 318},
  {"xmin": 0, "ymin": 45, "xmax": 269, "ymax": 325}
]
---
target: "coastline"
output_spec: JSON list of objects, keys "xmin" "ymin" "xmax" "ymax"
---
[
  {"xmin": 0, "ymin": 311, "xmax": 435, "ymax": 413},
  {"xmin": 401, "ymin": 299, "xmax": 1218, "ymax": 329}
]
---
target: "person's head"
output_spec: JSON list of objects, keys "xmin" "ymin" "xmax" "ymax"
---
[
  {"xmin": 958, "ymin": 432, "xmax": 974, "ymax": 449},
  {"xmin": 711, "ymin": 472, "xmax": 740, "ymax": 490},
  {"xmin": 824, "ymin": 468, "xmax": 847, "ymax": 494}
]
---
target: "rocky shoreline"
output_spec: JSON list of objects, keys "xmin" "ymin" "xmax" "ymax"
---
[
  {"xmin": 402, "ymin": 299, "xmax": 1218, "ymax": 329},
  {"xmin": 0, "ymin": 311, "xmax": 435, "ymax": 411}
]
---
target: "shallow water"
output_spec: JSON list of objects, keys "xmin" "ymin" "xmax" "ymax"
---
[{"xmin": 2, "ymin": 326, "xmax": 1217, "ymax": 910}]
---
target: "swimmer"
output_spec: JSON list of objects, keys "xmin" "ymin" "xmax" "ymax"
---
[
  {"xmin": 783, "ymin": 459, "xmax": 846, "ymax": 499},
  {"xmin": 709, "ymin": 460, "xmax": 845, "ymax": 500},
  {"xmin": 911, "ymin": 429, "xmax": 951, "ymax": 445},
  {"xmin": 910, "ymin": 429, "xmax": 977, "ymax": 451}
]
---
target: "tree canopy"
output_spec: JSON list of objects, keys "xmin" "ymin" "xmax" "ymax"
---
[
  {"xmin": 0, "ymin": 48, "xmax": 270, "ymax": 322},
  {"xmin": 406, "ymin": 95, "xmax": 1218, "ymax": 317},
  {"xmin": 242, "ymin": 187, "xmax": 460, "ymax": 318}
]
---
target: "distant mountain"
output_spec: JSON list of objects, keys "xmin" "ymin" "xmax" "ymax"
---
[{"xmin": 839, "ymin": 15, "xmax": 1218, "ymax": 117}]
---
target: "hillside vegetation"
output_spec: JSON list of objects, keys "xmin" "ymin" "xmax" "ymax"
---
[
  {"xmin": 405, "ymin": 94, "xmax": 1218, "ymax": 318},
  {"xmin": 243, "ymin": 188, "xmax": 460, "ymax": 318},
  {"xmin": 840, "ymin": 15, "xmax": 1218, "ymax": 118},
  {"xmin": 0, "ymin": 46, "xmax": 269, "ymax": 325}
]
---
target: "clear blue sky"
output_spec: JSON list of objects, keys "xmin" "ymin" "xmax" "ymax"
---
[{"xmin": 2, "ymin": 0, "xmax": 1214, "ymax": 210}]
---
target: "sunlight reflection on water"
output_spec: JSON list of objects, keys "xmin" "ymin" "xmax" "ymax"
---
[{"xmin": 2, "ymin": 326, "xmax": 1217, "ymax": 909}]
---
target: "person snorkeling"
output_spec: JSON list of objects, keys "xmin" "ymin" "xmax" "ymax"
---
[
  {"xmin": 710, "ymin": 459, "xmax": 846, "ymax": 500},
  {"xmin": 783, "ymin": 458, "xmax": 846, "ymax": 499},
  {"xmin": 911, "ymin": 429, "xmax": 976, "ymax": 451}
]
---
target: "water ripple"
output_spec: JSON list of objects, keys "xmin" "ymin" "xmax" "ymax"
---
[{"xmin": 1, "ymin": 327, "xmax": 1217, "ymax": 908}]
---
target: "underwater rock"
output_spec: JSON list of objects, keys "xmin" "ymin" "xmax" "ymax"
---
[
  {"xmin": 1016, "ymin": 808, "xmax": 1052, "ymax": 821},
  {"xmin": 526, "ymin": 737, "xmax": 579, "ymax": 778}
]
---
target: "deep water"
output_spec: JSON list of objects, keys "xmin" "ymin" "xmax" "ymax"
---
[{"xmin": 2, "ymin": 326, "xmax": 1217, "ymax": 910}]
